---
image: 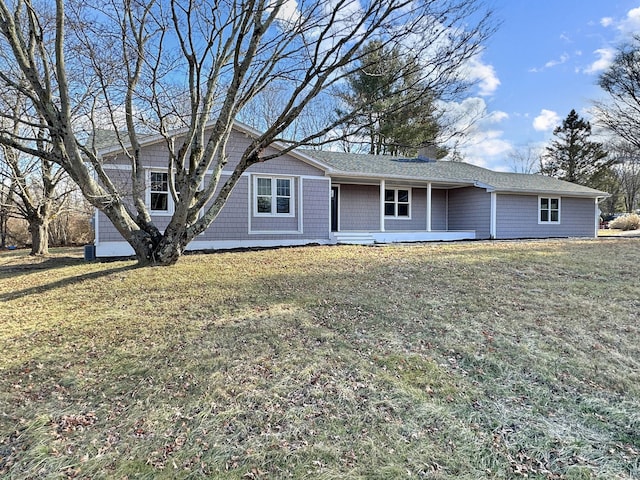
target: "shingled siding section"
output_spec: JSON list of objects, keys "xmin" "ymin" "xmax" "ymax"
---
[
  {"xmin": 96, "ymin": 168, "xmax": 135, "ymax": 242},
  {"xmin": 300, "ymin": 179, "xmax": 332, "ymax": 238},
  {"xmin": 96, "ymin": 127, "xmax": 331, "ymax": 252},
  {"xmin": 339, "ymin": 184, "xmax": 381, "ymax": 231},
  {"xmin": 431, "ymin": 189, "xmax": 447, "ymax": 230},
  {"xmin": 496, "ymin": 194, "xmax": 596, "ymax": 239},
  {"xmin": 447, "ymin": 187, "xmax": 491, "ymax": 239}
]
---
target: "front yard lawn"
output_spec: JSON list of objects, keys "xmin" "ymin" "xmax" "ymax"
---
[{"xmin": 1, "ymin": 239, "xmax": 639, "ymax": 479}]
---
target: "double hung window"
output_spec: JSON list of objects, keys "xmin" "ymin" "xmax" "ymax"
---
[
  {"xmin": 384, "ymin": 188, "xmax": 410, "ymax": 218},
  {"xmin": 255, "ymin": 177, "xmax": 294, "ymax": 216},
  {"xmin": 539, "ymin": 197, "xmax": 560, "ymax": 223}
]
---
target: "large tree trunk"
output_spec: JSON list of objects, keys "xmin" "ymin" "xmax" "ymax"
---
[
  {"xmin": 147, "ymin": 226, "xmax": 189, "ymax": 266},
  {"xmin": 152, "ymin": 239, "xmax": 185, "ymax": 266},
  {"xmin": 29, "ymin": 218, "xmax": 49, "ymax": 256},
  {"xmin": 0, "ymin": 211, "xmax": 7, "ymax": 249}
]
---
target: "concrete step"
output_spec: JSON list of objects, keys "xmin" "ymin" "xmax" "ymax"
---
[{"xmin": 333, "ymin": 232, "xmax": 376, "ymax": 245}]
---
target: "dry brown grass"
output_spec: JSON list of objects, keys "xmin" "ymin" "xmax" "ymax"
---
[{"xmin": 1, "ymin": 239, "xmax": 639, "ymax": 479}]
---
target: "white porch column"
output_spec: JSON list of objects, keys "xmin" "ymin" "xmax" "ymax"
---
[
  {"xmin": 490, "ymin": 191, "xmax": 497, "ymax": 239},
  {"xmin": 380, "ymin": 180, "xmax": 386, "ymax": 232},
  {"xmin": 594, "ymin": 197, "xmax": 601, "ymax": 238},
  {"xmin": 426, "ymin": 182, "xmax": 432, "ymax": 232}
]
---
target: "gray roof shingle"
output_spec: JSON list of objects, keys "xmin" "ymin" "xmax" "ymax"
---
[{"xmin": 302, "ymin": 150, "xmax": 608, "ymax": 197}]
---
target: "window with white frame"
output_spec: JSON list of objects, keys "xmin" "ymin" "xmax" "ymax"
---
[
  {"xmin": 384, "ymin": 188, "xmax": 411, "ymax": 218},
  {"xmin": 255, "ymin": 176, "xmax": 294, "ymax": 216},
  {"xmin": 150, "ymin": 171, "xmax": 170, "ymax": 212},
  {"xmin": 539, "ymin": 197, "xmax": 560, "ymax": 223}
]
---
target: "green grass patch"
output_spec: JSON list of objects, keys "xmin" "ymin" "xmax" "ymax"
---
[{"xmin": 1, "ymin": 240, "xmax": 639, "ymax": 479}]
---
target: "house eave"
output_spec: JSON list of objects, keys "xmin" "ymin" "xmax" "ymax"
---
[
  {"xmin": 494, "ymin": 187, "xmax": 609, "ymax": 198},
  {"xmin": 327, "ymin": 170, "xmax": 475, "ymax": 188}
]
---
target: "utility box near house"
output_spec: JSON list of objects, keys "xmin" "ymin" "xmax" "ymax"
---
[{"xmin": 84, "ymin": 244, "xmax": 96, "ymax": 261}]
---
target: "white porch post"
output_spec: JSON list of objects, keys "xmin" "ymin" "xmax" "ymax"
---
[
  {"xmin": 426, "ymin": 182, "xmax": 432, "ymax": 232},
  {"xmin": 490, "ymin": 191, "xmax": 497, "ymax": 239},
  {"xmin": 594, "ymin": 197, "xmax": 601, "ymax": 238},
  {"xmin": 380, "ymin": 180, "xmax": 386, "ymax": 232}
]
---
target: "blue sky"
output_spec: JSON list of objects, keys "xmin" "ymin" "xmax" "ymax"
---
[{"xmin": 454, "ymin": 0, "xmax": 640, "ymax": 171}]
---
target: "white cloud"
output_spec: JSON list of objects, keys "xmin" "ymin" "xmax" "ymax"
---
[
  {"xmin": 438, "ymin": 97, "xmax": 511, "ymax": 168},
  {"xmin": 529, "ymin": 53, "xmax": 570, "ymax": 73},
  {"xmin": 583, "ymin": 48, "xmax": 616, "ymax": 74},
  {"xmin": 597, "ymin": 7, "xmax": 640, "ymax": 37},
  {"xmin": 533, "ymin": 109, "xmax": 560, "ymax": 132},
  {"xmin": 464, "ymin": 54, "xmax": 501, "ymax": 96},
  {"xmin": 618, "ymin": 7, "xmax": 640, "ymax": 35},
  {"xmin": 600, "ymin": 17, "xmax": 614, "ymax": 27},
  {"xmin": 275, "ymin": 0, "xmax": 302, "ymax": 24},
  {"xmin": 544, "ymin": 53, "xmax": 570, "ymax": 69},
  {"xmin": 487, "ymin": 110, "xmax": 509, "ymax": 123}
]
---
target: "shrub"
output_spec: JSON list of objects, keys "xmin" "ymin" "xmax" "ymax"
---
[{"xmin": 609, "ymin": 213, "xmax": 640, "ymax": 231}]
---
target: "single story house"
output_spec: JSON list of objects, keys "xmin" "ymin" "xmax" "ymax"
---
[{"xmin": 94, "ymin": 122, "xmax": 609, "ymax": 257}]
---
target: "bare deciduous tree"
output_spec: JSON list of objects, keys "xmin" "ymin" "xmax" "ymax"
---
[
  {"xmin": 0, "ymin": 0, "xmax": 495, "ymax": 265},
  {"xmin": 507, "ymin": 144, "xmax": 541, "ymax": 174},
  {"xmin": 609, "ymin": 142, "xmax": 640, "ymax": 213},
  {"xmin": 0, "ymin": 89, "xmax": 72, "ymax": 255},
  {"xmin": 595, "ymin": 35, "xmax": 640, "ymax": 152},
  {"xmin": 0, "ymin": 160, "xmax": 13, "ymax": 248}
]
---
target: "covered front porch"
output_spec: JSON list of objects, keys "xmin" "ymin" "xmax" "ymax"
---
[{"xmin": 330, "ymin": 178, "xmax": 491, "ymax": 245}]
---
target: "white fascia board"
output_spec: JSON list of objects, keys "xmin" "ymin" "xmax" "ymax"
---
[
  {"xmin": 327, "ymin": 171, "xmax": 475, "ymax": 186},
  {"xmin": 474, "ymin": 181, "xmax": 496, "ymax": 192},
  {"xmin": 493, "ymin": 188, "xmax": 609, "ymax": 199}
]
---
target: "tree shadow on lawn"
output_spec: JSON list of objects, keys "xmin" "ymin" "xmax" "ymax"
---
[
  {"xmin": 0, "ymin": 263, "xmax": 137, "ymax": 302},
  {"xmin": 0, "ymin": 250, "xmax": 89, "ymax": 278}
]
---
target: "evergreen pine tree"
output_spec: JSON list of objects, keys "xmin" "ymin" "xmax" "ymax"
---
[
  {"xmin": 338, "ymin": 41, "xmax": 442, "ymax": 156},
  {"xmin": 542, "ymin": 109, "xmax": 610, "ymax": 188}
]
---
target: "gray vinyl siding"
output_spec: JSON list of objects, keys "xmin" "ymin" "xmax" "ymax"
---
[
  {"xmin": 301, "ymin": 179, "xmax": 331, "ymax": 238},
  {"xmin": 339, "ymin": 184, "xmax": 381, "ymax": 231},
  {"xmin": 496, "ymin": 194, "xmax": 595, "ymax": 238},
  {"xmin": 199, "ymin": 175, "xmax": 249, "ymax": 241},
  {"xmin": 448, "ymin": 187, "xmax": 491, "ymax": 238},
  {"xmin": 431, "ymin": 189, "xmax": 447, "ymax": 230},
  {"xmin": 96, "ymin": 168, "xmax": 134, "ymax": 242}
]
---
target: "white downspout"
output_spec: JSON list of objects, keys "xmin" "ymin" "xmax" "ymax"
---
[{"xmin": 490, "ymin": 191, "xmax": 497, "ymax": 239}]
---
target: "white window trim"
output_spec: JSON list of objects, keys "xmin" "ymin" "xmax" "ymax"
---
[
  {"xmin": 384, "ymin": 187, "xmax": 412, "ymax": 219},
  {"xmin": 253, "ymin": 175, "xmax": 295, "ymax": 217},
  {"xmin": 538, "ymin": 196, "xmax": 561, "ymax": 224},
  {"xmin": 147, "ymin": 169, "xmax": 174, "ymax": 216}
]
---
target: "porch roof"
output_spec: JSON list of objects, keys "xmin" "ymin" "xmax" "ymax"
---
[{"xmin": 302, "ymin": 150, "xmax": 608, "ymax": 198}]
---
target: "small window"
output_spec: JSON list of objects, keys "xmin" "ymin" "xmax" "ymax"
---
[
  {"xmin": 150, "ymin": 172, "xmax": 169, "ymax": 212},
  {"xmin": 539, "ymin": 197, "xmax": 560, "ymax": 223},
  {"xmin": 254, "ymin": 176, "xmax": 294, "ymax": 216},
  {"xmin": 384, "ymin": 188, "xmax": 411, "ymax": 218}
]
